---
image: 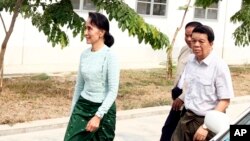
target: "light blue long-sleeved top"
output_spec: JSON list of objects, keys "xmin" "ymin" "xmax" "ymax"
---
[{"xmin": 71, "ymin": 46, "xmax": 120, "ymax": 118}]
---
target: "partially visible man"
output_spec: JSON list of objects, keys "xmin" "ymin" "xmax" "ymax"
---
[
  {"xmin": 160, "ymin": 21, "xmax": 202, "ymax": 141},
  {"xmin": 171, "ymin": 25, "xmax": 234, "ymax": 141}
]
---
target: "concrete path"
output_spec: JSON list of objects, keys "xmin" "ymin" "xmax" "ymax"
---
[
  {"xmin": 0, "ymin": 115, "xmax": 167, "ymax": 141},
  {"xmin": 0, "ymin": 96, "xmax": 249, "ymax": 141}
]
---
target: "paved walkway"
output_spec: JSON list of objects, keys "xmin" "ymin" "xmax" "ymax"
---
[{"xmin": 0, "ymin": 96, "xmax": 250, "ymax": 141}]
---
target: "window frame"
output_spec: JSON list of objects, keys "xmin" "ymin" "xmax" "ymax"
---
[
  {"xmin": 193, "ymin": 3, "xmax": 219, "ymax": 20},
  {"xmin": 136, "ymin": 0, "xmax": 168, "ymax": 17},
  {"xmin": 71, "ymin": 0, "xmax": 96, "ymax": 12}
]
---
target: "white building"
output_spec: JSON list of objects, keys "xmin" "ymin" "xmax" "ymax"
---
[{"xmin": 0, "ymin": 0, "xmax": 249, "ymax": 74}]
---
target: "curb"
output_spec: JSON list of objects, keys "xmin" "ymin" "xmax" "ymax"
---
[
  {"xmin": 0, "ymin": 106, "xmax": 171, "ymax": 136},
  {"xmin": 0, "ymin": 118, "xmax": 69, "ymax": 136},
  {"xmin": 1, "ymin": 95, "xmax": 250, "ymax": 136}
]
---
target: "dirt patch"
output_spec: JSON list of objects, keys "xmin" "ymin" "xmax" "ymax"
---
[{"xmin": 0, "ymin": 66, "xmax": 250, "ymax": 125}]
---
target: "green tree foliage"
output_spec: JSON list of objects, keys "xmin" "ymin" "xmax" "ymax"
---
[
  {"xmin": 230, "ymin": 0, "xmax": 250, "ymax": 47},
  {"xmin": 0, "ymin": 0, "xmax": 170, "ymax": 92},
  {"xmin": 195, "ymin": 0, "xmax": 250, "ymax": 47},
  {"xmin": 194, "ymin": 0, "xmax": 220, "ymax": 8},
  {"xmin": 91, "ymin": 0, "xmax": 169, "ymax": 50},
  {"xmin": 0, "ymin": 0, "xmax": 170, "ymax": 91},
  {"xmin": 0, "ymin": 0, "xmax": 169, "ymax": 49},
  {"xmin": 0, "ymin": 0, "xmax": 85, "ymax": 48}
]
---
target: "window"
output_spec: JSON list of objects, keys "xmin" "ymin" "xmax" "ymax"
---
[
  {"xmin": 137, "ymin": 0, "xmax": 167, "ymax": 16},
  {"xmin": 71, "ymin": 0, "xmax": 96, "ymax": 11},
  {"xmin": 194, "ymin": 3, "xmax": 218, "ymax": 20},
  {"xmin": 210, "ymin": 108, "xmax": 250, "ymax": 141}
]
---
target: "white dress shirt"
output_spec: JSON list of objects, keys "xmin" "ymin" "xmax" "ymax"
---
[{"xmin": 183, "ymin": 51, "xmax": 234, "ymax": 116}]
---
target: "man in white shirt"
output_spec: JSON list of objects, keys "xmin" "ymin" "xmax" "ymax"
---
[
  {"xmin": 171, "ymin": 25, "xmax": 234, "ymax": 141},
  {"xmin": 160, "ymin": 21, "xmax": 202, "ymax": 141}
]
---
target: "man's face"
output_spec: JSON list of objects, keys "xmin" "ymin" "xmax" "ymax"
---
[
  {"xmin": 191, "ymin": 32, "xmax": 213, "ymax": 61},
  {"xmin": 185, "ymin": 26, "xmax": 195, "ymax": 48}
]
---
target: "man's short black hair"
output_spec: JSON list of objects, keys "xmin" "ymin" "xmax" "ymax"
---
[
  {"xmin": 185, "ymin": 21, "xmax": 202, "ymax": 29},
  {"xmin": 192, "ymin": 25, "xmax": 215, "ymax": 43}
]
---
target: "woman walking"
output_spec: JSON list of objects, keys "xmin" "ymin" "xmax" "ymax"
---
[{"xmin": 64, "ymin": 12, "xmax": 120, "ymax": 141}]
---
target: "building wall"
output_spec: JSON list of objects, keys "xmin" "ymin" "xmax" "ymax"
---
[{"xmin": 0, "ymin": 0, "xmax": 249, "ymax": 75}]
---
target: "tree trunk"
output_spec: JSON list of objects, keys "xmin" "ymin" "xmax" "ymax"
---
[
  {"xmin": 166, "ymin": 0, "xmax": 192, "ymax": 79},
  {"xmin": 0, "ymin": 0, "xmax": 24, "ymax": 93}
]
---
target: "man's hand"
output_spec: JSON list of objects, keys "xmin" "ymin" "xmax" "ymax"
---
[
  {"xmin": 193, "ymin": 125, "xmax": 208, "ymax": 141},
  {"xmin": 85, "ymin": 115, "xmax": 101, "ymax": 132},
  {"xmin": 172, "ymin": 98, "xmax": 184, "ymax": 111}
]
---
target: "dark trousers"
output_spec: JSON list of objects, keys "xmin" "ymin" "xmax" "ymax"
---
[
  {"xmin": 171, "ymin": 110, "xmax": 215, "ymax": 141},
  {"xmin": 160, "ymin": 107, "xmax": 186, "ymax": 141}
]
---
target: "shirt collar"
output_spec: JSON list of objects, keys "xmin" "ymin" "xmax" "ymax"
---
[{"xmin": 192, "ymin": 51, "xmax": 214, "ymax": 66}]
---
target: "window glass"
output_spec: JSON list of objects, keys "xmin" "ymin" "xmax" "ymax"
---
[
  {"xmin": 83, "ymin": 0, "xmax": 95, "ymax": 10},
  {"xmin": 139, "ymin": 0, "xmax": 151, "ymax": 2},
  {"xmin": 194, "ymin": 3, "xmax": 218, "ymax": 20},
  {"xmin": 207, "ymin": 9, "xmax": 218, "ymax": 19},
  {"xmin": 154, "ymin": 0, "xmax": 167, "ymax": 3},
  {"xmin": 70, "ymin": 0, "xmax": 96, "ymax": 11},
  {"xmin": 209, "ymin": 3, "xmax": 218, "ymax": 8},
  {"xmin": 211, "ymin": 110, "xmax": 250, "ymax": 141},
  {"xmin": 71, "ymin": 0, "xmax": 80, "ymax": 10},
  {"xmin": 153, "ymin": 4, "xmax": 166, "ymax": 15},
  {"xmin": 238, "ymin": 112, "xmax": 250, "ymax": 125},
  {"xmin": 137, "ymin": 0, "xmax": 167, "ymax": 16},
  {"xmin": 194, "ymin": 8, "xmax": 206, "ymax": 19},
  {"xmin": 137, "ymin": 2, "xmax": 151, "ymax": 15}
]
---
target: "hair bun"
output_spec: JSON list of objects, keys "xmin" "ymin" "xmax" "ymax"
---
[{"xmin": 104, "ymin": 32, "xmax": 114, "ymax": 47}]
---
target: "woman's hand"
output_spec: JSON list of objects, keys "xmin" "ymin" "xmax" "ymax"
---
[{"xmin": 85, "ymin": 115, "xmax": 101, "ymax": 132}]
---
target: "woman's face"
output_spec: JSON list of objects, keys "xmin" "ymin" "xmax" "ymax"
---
[{"xmin": 84, "ymin": 18, "xmax": 104, "ymax": 45}]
